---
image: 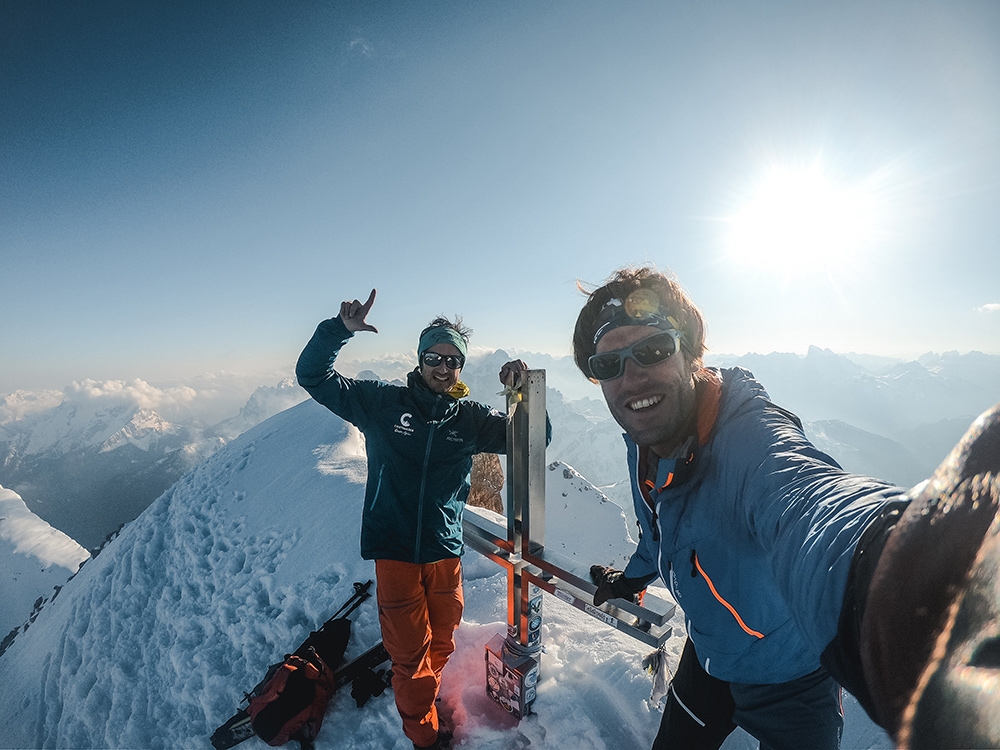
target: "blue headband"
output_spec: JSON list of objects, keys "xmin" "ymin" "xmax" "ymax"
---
[{"xmin": 418, "ymin": 326, "xmax": 468, "ymax": 358}]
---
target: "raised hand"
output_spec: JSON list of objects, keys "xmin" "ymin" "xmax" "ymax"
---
[{"xmin": 339, "ymin": 289, "xmax": 379, "ymax": 333}]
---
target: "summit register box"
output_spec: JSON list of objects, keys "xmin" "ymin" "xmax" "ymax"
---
[{"xmin": 484, "ymin": 633, "xmax": 539, "ymax": 720}]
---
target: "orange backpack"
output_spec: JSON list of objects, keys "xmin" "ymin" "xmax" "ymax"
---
[{"xmin": 247, "ymin": 643, "xmax": 340, "ymax": 747}]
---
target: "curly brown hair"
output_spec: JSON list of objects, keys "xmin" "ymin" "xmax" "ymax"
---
[{"xmin": 572, "ymin": 266, "xmax": 707, "ymax": 379}]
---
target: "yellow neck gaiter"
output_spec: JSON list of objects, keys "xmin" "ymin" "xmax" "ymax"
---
[{"xmin": 447, "ymin": 380, "xmax": 470, "ymax": 400}]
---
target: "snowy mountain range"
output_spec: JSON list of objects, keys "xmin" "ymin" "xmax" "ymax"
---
[
  {"xmin": 0, "ymin": 399, "xmax": 890, "ymax": 750},
  {"xmin": 0, "ymin": 379, "xmax": 307, "ymax": 550},
  {"xmin": 713, "ymin": 346, "xmax": 999, "ymax": 435},
  {"xmin": 5, "ymin": 348, "xmax": 992, "ymax": 555}
]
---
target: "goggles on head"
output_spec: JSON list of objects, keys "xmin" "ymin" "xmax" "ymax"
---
[
  {"xmin": 420, "ymin": 351, "xmax": 465, "ymax": 370},
  {"xmin": 591, "ymin": 288, "xmax": 681, "ymax": 346},
  {"xmin": 588, "ymin": 329, "xmax": 681, "ymax": 381}
]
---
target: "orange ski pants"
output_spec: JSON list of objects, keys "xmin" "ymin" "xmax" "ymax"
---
[{"xmin": 375, "ymin": 558, "xmax": 464, "ymax": 748}]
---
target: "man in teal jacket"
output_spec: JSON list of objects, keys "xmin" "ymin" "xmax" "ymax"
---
[
  {"xmin": 297, "ymin": 289, "xmax": 537, "ymax": 750},
  {"xmin": 577, "ymin": 267, "xmax": 999, "ymax": 749}
]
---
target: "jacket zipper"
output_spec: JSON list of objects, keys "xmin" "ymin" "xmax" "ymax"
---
[
  {"xmin": 369, "ymin": 465, "xmax": 385, "ymax": 511},
  {"xmin": 631, "ymin": 446, "xmax": 668, "ymax": 587},
  {"xmin": 690, "ymin": 549, "xmax": 765, "ymax": 639},
  {"xmin": 633, "ymin": 447, "xmax": 661, "ymax": 543},
  {"xmin": 413, "ymin": 397, "xmax": 442, "ymax": 561}
]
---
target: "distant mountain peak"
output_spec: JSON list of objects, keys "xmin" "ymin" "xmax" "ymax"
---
[{"xmin": 99, "ymin": 408, "xmax": 176, "ymax": 453}]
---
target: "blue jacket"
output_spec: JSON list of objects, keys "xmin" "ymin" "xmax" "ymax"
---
[
  {"xmin": 623, "ymin": 367, "xmax": 907, "ymax": 683},
  {"xmin": 296, "ymin": 317, "xmax": 510, "ymax": 563}
]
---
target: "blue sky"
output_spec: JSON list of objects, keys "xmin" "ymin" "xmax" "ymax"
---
[{"xmin": 3, "ymin": 0, "xmax": 999, "ymax": 394}]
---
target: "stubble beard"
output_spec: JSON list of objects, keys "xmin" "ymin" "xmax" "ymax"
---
[{"xmin": 609, "ymin": 377, "xmax": 697, "ymax": 454}]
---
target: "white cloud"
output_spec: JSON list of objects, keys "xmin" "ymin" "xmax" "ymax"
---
[
  {"xmin": 0, "ymin": 390, "xmax": 65, "ymax": 423},
  {"xmin": 66, "ymin": 379, "xmax": 198, "ymax": 412},
  {"xmin": 976, "ymin": 303, "xmax": 1000, "ymax": 313},
  {"xmin": 348, "ymin": 37, "xmax": 373, "ymax": 57},
  {"xmin": 3, "ymin": 373, "xmax": 293, "ymax": 428}
]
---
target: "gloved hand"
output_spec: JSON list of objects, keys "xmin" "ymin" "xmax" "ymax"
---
[{"xmin": 590, "ymin": 565, "xmax": 645, "ymax": 606}]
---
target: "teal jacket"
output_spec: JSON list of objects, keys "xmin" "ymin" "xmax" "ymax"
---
[
  {"xmin": 624, "ymin": 367, "xmax": 908, "ymax": 683},
  {"xmin": 296, "ymin": 316, "xmax": 510, "ymax": 563}
]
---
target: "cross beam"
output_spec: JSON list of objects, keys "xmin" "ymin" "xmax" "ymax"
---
[{"xmin": 463, "ymin": 369, "xmax": 675, "ymax": 649}]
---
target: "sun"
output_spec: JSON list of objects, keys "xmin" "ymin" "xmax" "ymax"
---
[{"xmin": 723, "ymin": 160, "xmax": 882, "ymax": 278}]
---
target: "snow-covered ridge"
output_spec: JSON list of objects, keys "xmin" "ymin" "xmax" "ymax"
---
[
  {"xmin": 0, "ymin": 486, "xmax": 89, "ymax": 570},
  {"xmin": 0, "ymin": 485, "xmax": 89, "ymax": 638}
]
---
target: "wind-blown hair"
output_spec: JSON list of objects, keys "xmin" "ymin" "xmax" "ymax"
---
[{"xmin": 572, "ymin": 266, "xmax": 707, "ymax": 380}]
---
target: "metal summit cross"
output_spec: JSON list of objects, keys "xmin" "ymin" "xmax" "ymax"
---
[{"xmin": 463, "ymin": 369, "xmax": 675, "ymax": 719}]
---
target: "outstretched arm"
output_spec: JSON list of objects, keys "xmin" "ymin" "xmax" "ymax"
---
[{"xmin": 296, "ymin": 289, "xmax": 381, "ymax": 426}]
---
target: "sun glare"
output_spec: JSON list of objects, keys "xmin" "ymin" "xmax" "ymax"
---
[{"xmin": 724, "ymin": 161, "xmax": 882, "ymax": 278}]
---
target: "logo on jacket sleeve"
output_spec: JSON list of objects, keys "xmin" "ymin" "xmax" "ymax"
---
[{"xmin": 394, "ymin": 412, "xmax": 414, "ymax": 436}]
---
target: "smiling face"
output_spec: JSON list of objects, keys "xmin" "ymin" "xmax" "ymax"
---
[
  {"xmin": 596, "ymin": 325, "xmax": 698, "ymax": 456},
  {"xmin": 420, "ymin": 342, "xmax": 462, "ymax": 393}
]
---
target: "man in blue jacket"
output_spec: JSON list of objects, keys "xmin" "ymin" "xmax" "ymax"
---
[
  {"xmin": 297, "ymin": 289, "xmax": 534, "ymax": 750},
  {"xmin": 576, "ymin": 267, "xmax": 999, "ymax": 749}
]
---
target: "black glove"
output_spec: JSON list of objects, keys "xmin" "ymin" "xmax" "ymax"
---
[{"xmin": 590, "ymin": 565, "xmax": 645, "ymax": 606}]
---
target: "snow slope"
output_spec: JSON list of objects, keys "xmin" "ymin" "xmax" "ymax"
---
[
  {"xmin": 0, "ymin": 400, "xmax": 890, "ymax": 749},
  {"xmin": 0, "ymin": 486, "xmax": 89, "ymax": 639}
]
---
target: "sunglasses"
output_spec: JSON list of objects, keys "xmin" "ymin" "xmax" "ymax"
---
[
  {"xmin": 588, "ymin": 330, "xmax": 681, "ymax": 381},
  {"xmin": 421, "ymin": 351, "xmax": 466, "ymax": 370}
]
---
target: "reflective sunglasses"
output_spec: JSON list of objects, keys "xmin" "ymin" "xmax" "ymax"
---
[
  {"xmin": 588, "ymin": 330, "xmax": 681, "ymax": 381},
  {"xmin": 420, "ymin": 351, "xmax": 466, "ymax": 370}
]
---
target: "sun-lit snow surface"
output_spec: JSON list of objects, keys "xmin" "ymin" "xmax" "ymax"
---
[
  {"xmin": 0, "ymin": 486, "xmax": 90, "ymax": 636},
  {"xmin": 0, "ymin": 400, "xmax": 890, "ymax": 749}
]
